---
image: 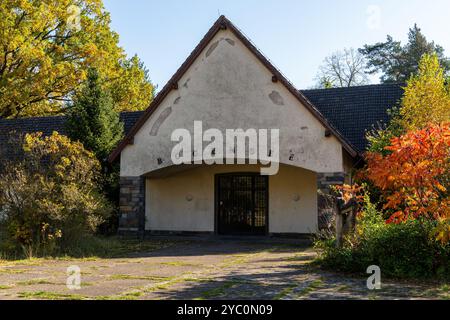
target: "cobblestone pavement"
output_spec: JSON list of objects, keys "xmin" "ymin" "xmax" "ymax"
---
[{"xmin": 0, "ymin": 239, "xmax": 448, "ymax": 300}]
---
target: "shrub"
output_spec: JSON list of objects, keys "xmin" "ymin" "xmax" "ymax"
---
[
  {"xmin": 365, "ymin": 122, "xmax": 450, "ymax": 243},
  {"xmin": 0, "ymin": 132, "xmax": 112, "ymax": 257},
  {"xmin": 315, "ymin": 195, "xmax": 450, "ymax": 279}
]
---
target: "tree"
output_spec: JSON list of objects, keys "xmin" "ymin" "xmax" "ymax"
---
[
  {"xmin": 66, "ymin": 68, "xmax": 124, "ymax": 234},
  {"xmin": 360, "ymin": 24, "xmax": 449, "ymax": 83},
  {"xmin": 111, "ymin": 55, "xmax": 155, "ymax": 112},
  {"xmin": 400, "ymin": 54, "xmax": 450, "ymax": 130},
  {"xmin": 315, "ymin": 48, "xmax": 369, "ymax": 88},
  {"xmin": 364, "ymin": 123, "xmax": 450, "ymax": 243},
  {"xmin": 366, "ymin": 54, "xmax": 450, "ymax": 153},
  {"xmin": 0, "ymin": 0, "xmax": 154, "ymax": 118},
  {"xmin": 0, "ymin": 132, "xmax": 112, "ymax": 256},
  {"xmin": 66, "ymin": 68, "xmax": 124, "ymax": 162}
]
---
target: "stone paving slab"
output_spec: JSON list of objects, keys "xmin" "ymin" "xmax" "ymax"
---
[{"xmin": 0, "ymin": 239, "xmax": 448, "ymax": 300}]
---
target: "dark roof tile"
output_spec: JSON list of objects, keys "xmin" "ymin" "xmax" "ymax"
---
[{"xmin": 301, "ymin": 84, "xmax": 404, "ymax": 152}]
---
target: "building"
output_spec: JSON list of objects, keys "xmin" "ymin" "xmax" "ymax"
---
[{"xmin": 0, "ymin": 16, "xmax": 403, "ymax": 238}]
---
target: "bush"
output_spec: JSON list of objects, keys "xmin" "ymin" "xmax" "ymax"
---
[
  {"xmin": 315, "ymin": 196, "xmax": 450, "ymax": 279},
  {"xmin": 0, "ymin": 132, "xmax": 112, "ymax": 257}
]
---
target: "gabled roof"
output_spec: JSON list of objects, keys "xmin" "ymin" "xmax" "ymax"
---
[
  {"xmin": 302, "ymin": 84, "xmax": 404, "ymax": 152},
  {"xmin": 107, "ymin": 15, "xmax": 359, "ymax": 162}
]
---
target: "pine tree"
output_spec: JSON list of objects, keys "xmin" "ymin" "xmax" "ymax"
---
[
  {"xmin": 360, "ymin": 24, "xmax": 449, "ymax": 83},
  {"xmin": 66, "ymin": 69, "xmax": 124, "ymax": 162}
]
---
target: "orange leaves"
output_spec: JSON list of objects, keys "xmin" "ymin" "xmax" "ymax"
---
[
  {"xmin": 365, "ymin": 123, "xmax": 450, "ymax": 226},
  {"xmin": 334, "ymin": 184, "xmax": 365, "ymax": 208}
]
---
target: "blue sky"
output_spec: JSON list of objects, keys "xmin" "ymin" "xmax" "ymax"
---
[{"xmin": 104, "ymin": 0, "xmax": 449, "ymax": 90}]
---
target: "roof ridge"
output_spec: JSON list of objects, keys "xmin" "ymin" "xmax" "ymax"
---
[{"xmin": 301, "ymin": 83, "xmax": 405, "ymax": 92}]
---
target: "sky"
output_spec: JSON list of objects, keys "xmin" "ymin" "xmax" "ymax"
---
[{"xmin": 103, "ymin": 0, "xmax": 450, "ymax": 90}]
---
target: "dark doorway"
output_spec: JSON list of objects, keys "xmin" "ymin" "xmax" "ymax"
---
[{"xmin": 216, "ymin": 173, "xmax": 268, "ymax": 235}]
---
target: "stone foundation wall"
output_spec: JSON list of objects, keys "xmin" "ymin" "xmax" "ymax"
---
[
  {"xmin": 317, "ymin": 172, "xmax": 345, "ymax": 230},
  {"xmin": 118, "ymin": 173, "xmax": 345, "ymax": 235},
  {"xmin": 317, "ymin": 172, "xmax": 345, "ymax": 192},
  {"xmin": 119, "ymin": 176, "xmax": 145, "ymax": 236}
]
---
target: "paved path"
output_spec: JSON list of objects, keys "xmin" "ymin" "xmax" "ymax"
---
[{"xmin": 0, "ymin": 239, "xmax": 448, "ymax": 300}]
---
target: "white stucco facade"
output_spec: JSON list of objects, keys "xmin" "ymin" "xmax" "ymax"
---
[
  {"xmin": 117, "ymin": 20, "xmax": 351, "ymax": 236},
  {"xmin": 146, "ymin": 164, "xmax": 318, "ymax": 234},
  {"xmin": 120, "ymin": 28, "xmax": 344, "ymax": 177}
]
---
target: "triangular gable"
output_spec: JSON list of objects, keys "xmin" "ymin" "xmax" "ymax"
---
[{"xmin": 108, "ymin": 16, "xmax": 357, "ymax": 163}]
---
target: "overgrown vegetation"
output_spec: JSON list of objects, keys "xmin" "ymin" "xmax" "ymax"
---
[
  {"xmin": 0, "ymin": 132, "xmax": 112, "ymax": 258},
  {"xmin": 316, "ymin": 53, "xmax": 450, "ymax": 280},
  {"xmin": 66, "ymin": 68, "xmax": 124, "ymax": 233},
  {"xmin": 315, "ymin": 195, "xmax": 450, "ymax": 279}
]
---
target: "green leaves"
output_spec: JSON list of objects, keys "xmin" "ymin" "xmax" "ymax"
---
[{"xmin": 66, "ymin": 68, "xmax": 124, "ymax": 161}]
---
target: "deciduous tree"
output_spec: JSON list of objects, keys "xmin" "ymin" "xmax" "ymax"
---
[
  {"xmin": 0, "ymin": 0, "xmax": 154, "ymax": 118},
  {"xmin": 365, "ymin": 123, "xmax": 450, "ymax": 243},
  {"xmin": 315, "ymin": 48, "xmax": 369, "ymax": 88},
  {"xmin": 400, "ymin": 54, "xmax": 450, "ymax": 130}
]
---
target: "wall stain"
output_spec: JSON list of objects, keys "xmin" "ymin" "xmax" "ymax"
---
[
  {"xmin": 150, "ymin": 107, "xmax": 172, "ymax": 136},
  {"xmin": 205, "ymin": 38, "xmax": 235, "ymax": 58},
  {"xmin": 183, "ymin": 78, "xmax": 191, "ymax": 88},
  {"xmin": 225, "ymin": 38, "xmax": 235, "ymax": 46},
  {"xmin": 269, "ymin": 91, "xmax": 284, "ymax": 106},
  {"xmin": 174, "ymin": 97, "xmax": 181, "ymax": 105},
  {"xmin": 205, "ymin": 41, "xmax": 219, "ymax": 58}
]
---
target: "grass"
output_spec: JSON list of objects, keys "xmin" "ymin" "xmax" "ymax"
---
[
  {"xmin": 0, "ymin": 236, "xmax": 184, "ymax": 262},
  {"xmin": 0, "ymin": 284, "xmax": 14, "ymax": 290},
  {"xmin": 108, "ymin": 274, "xmax": 170, "ymax": 281},
  {"xmin": 16, "ymin": 278, "xmax": 56, "ymax": 286},
  {"xmin": 0, "ymin": 258, "xmax": 43, "ymax": 267},
  {"xmin": 420, "ymin": 283, "xmax": 450, "ymax": 299},
  {"xmin": 296, "ymin": 279, "xmax": 325, "ymax": 297},
  {"xmin": 199, "ymin": 281, "xmax": 237, "ymax": 299},
  {"xmin": 160, "ymin": 261, "xmax": 201, "ymax": 267},
  {"xmin": 17, "ymin": 291, "xmax": 86, "ymax": 300},
  {"xmin": 0, "ymin": 268, "xmax": 27, "ymax": 274},
  {"xmin": 273, "ymin": 284, "xmax": 297, "ymax": 300}
]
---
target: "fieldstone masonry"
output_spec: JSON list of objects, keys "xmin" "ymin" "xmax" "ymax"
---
[
  {"xmin": 119, "ymin": 176, "xmax": 146, "ymax": 236},
  {"xmin": 118, "ymin": 173, "xmax": 346, "ymax": 236},
  {"xmin": 317, "ymin": 172, "xmax": 345, "ymax": 192},
  {"xmin": 317, "ymin": 172, "xmax": 345, "ymax": 230}
]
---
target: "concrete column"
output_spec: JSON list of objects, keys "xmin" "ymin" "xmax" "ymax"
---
[{"xmin": 118, "ymin": 176, "xmax": 146, "ymax": 237}]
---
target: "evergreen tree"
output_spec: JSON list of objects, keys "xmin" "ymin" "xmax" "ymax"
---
[
  {"xmin": 66, "ymin": 69, "xmax": 124, "ymax": 162},
  {"xmin": 360, "ymin": 24, "xmax": 449, "ymax": 83},
  {"xmin": 66, "ymin": 68, "xmax": 124, "ymax": 234}
]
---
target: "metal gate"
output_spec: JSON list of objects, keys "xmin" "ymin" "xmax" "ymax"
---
[{"xmin": 216, "ymin": 174, "xmax": 268, "ymax": 235}]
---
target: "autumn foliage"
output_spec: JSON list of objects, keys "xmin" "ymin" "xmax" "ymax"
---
[
  {"xmin": 0, "ymin": 132, "xmax": 112, "ymax": 256},
  {"xmin": 364, "ymin": 123, "xmax": 450, "ymax": 241}
]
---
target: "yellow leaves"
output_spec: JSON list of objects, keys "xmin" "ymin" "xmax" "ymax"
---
[
  {"xmin": 0, "ymin": 0, "xmax": 153, "ymax": 118},
  {"xmin": 400, "ymin": 54, "xmax": 450, "ymax": 131},
  {"xmin": 433, "ymin": 220, "xmax": 450, "ymax": 244}
]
